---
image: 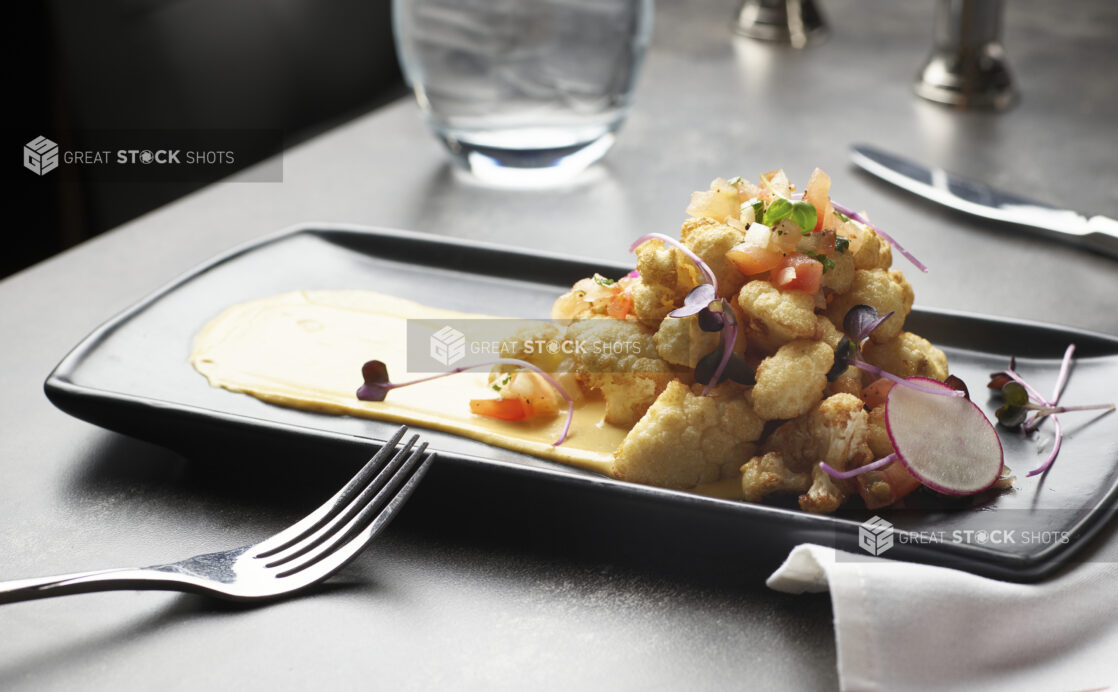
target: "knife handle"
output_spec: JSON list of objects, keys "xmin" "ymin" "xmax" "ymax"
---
[{"xmin": 1085, "ymin": 216, "xmax": 1118, "ymax": 259}]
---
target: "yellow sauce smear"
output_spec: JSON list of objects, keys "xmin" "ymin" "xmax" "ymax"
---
[{"xmin": 191, "ymin": 290, "xmax": 743, "ymax": 500}]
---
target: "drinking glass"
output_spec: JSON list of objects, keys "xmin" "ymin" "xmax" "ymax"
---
[{"xmin": 393, "ymin": 0, "xmax": 654, "ymax": 185}]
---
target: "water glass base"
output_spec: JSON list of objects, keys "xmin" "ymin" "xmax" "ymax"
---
[{"xmin": 439, "ymin": 133, "xmax": 616, "ymax": 188}]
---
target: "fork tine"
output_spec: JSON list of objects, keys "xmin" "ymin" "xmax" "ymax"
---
[
  {"xmin": 254, "ymin": 425, "xmax": 409, "ymax": 559},
  {"xmin": 262, "ymin": 435, "xmax": 420, "ymax": 568},
  {"xmin": 272, "ymin": 445, "xmax": 435, "ymax": 579}
]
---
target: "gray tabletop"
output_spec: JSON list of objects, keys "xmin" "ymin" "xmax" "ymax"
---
[{"xmin": 3, "ymin": 1, "xmax": 1116, "ymax": 689}]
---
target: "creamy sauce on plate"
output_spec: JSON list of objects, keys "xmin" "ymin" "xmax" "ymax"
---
[{"xmin": 191, "ymin": 290, "xmax": 624, "ymax": 475}]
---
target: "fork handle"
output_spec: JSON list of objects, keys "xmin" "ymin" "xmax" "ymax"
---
[{"xmin": 0, "ymin": 567, "xmax": 191, "ymax": 605}]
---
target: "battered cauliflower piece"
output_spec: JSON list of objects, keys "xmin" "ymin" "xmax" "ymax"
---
[
  {"xmin": 862, "ymin": 331, "xmax": 949, "ymax": 381},
  {"xmin": 679, "ymin": 217, "xmax": 747, "ymax": 298},
  {"xmin": 827, "ymin": 365, "xmax": 863, "ymax": 398},
  {"xmin": 614, "ymin": 381, "xmax": 764, "ymax": 489},
  {"xmin": 737, "ymin": 280, "xmax": 821, "ymax": 353},
  {"xmin": 653, "ymin": 314, "xmax": 720, "ymax": 369},
  {"xmin": 496, "ymin": 322, "xmax": 565, "ymax": 371},
  {"xmin": 817, "ymin": 315, "xmax": 844, "ymax": 349},
  {"xmin": 741, "ymin": 394, "xmax": 872, "ymax": 512},
  {"xmin": 631, "ymin": 239, "xmax": 696, "ymax": 327},
  {"xmin": 825, "ymin": 268, "xmax": 914, "ymax": 344},
  {"xmin": 761, "ymin": 393, "xmax": 873, "ymax": 473},
  {"xmin": 867, "ymin": 405, "xmax": 894, "ymax": 459},
  {"xmin": 565, "ymin": 318, "xmax": 674, "ymax": 427},
  {"xmin": 740, "ymin": 452, "xmax": 811, "ymax": 503},
  {"xmin": 799, "ymin": 465, "xmax": 855, "ymax": 514},
  {"xmin": 752, "ymin": 339, "xmax": 834, "ymax": 421},
  {"xmin": 842, "ymin": 218, "xmax": 892, "ymax": 270}
]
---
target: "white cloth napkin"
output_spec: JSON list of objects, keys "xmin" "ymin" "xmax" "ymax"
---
[{"xmin": 768, "ymin": 544, "xmax": 1118, "ymax": 691}]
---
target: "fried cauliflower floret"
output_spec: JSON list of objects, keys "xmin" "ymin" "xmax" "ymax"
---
[
  {"xmin": 752, "ymin": 339, "xmax": 834, "ymax": 421},
  {"xmin": 827, "ymin": 365, "xmax": 863, "ymax": 398},
  {"xmin": 825, "ymin": 268, "xmax": 914, "ymax": 344},
  {"xmin": 565, "ymin": 318, "xmax": 673, "ymax": 427},
  {"xmin": 653, "ymin": 314, "xmax": 720, "ymax": 369},
  {"xmin": 817, "ymin": 315, "xmax": 844, "ymax": 348},
  {"xmin": 762, "ymin": 393, "xmax": 873, "ymax": 473},
  {"xmin": 679, "ymin": 217, "xmax": 747, "ymax": 298},
  {"xmin": 862, "ymin": 331, "xmax": 949, "ymax": 381},
  {"xmin": 497, "ymin": 322, "xmax": 564, "ymax": 371},
  {"xmin": 799, "ymin": 465, "xmax": 855, "ymax": 514},
  {"xmin": 631, "ymin": 239, "xmax": 696, "ymax": 327},
  {"xmin": 737, "ymin": 280, "xmax": 821, "ymax": 353},
  {"xmin": 841, "ymin": 218, "xmax": 892, "ymax": 270},
  {"xmin": 867, "ymin": 405, "xmax": 894, "ymax": 459},
  {"xmin": 614, "ymin": 381, "xmax": 764, "ymax": 489},
  {"xmin": 740, "ymin": 452, "xmax": 811, "ymax": 503}
]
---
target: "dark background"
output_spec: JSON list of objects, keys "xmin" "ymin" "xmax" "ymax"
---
[{"xmin": 6, "ymin": 0, "xmax": 405, "ymax": 279}]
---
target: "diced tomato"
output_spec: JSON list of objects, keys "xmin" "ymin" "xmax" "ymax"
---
[
  {"xmin": 861, "ymin": 377, "xmax": 895, "ymax": 409},
  {"xmin": 607, "ymin": 291, "xmax": 633, "ymax": 320},
  {"xmin": 857, "ymin": 461, "xmax": 922, "ymax": 509},
  {"xmin": 469, "ymin": 397, "xmax": 535, "ymax": 421},
  {"xmin": 803, "ymin": 167, "xmax": 832, "ymax": 232},
  {"xmin": 726, "ymin": 241, "xmax": 784, "ymax": 275},
  {"xmin": 770, "ymin": 253, "xmax": 822, "ymax": 293}
]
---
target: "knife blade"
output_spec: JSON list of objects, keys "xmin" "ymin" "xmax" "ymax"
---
[{"xmin": 851, "ymin": 144, "xmax": 1118, "ymax": 259}]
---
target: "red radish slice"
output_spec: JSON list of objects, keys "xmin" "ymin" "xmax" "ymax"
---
[{"xmin": 885, "ymin": 377, "xmax": 1004, "ymax": 495}]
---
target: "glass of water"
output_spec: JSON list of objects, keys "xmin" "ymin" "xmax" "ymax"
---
[{"xmin": 393, "ymin": 0, "xmax": 654, "ymax": 185}]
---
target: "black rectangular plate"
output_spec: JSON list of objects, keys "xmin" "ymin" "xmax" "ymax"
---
[{"xmin": 45, "ymin": 225, "xmax": 1118, "ymax": 581}]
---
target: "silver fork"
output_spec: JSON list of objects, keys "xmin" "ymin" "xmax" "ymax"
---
[{"xmin": 0, "ymin": 426, "xmax": 433, "ymax": 605}]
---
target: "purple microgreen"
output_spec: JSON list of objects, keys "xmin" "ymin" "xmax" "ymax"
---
[
  {"xmin": 851, "ymin": 358, "xmax": 965, "ymax": 397},
  {"xmin": 625, "ymin": 269, "xmax": 640, "ymax": 279},
  {"xmin": 944, "ymin": 374, "xmax": 970, "ymax": 399},
  {"xmin": 995, "ymin": 381, "xmax": 1030, "ymax": 427},
  {"xmin": 1027, "ymin": 415, "xmax": 1062, "ymax": 478},
  {"xmin": 826, "ymin": 336, "xmax": 858, "ymax": 381},
  {"xmin": 828, "ymin": 199, "xmax": 928, "ymax": 273},
  {"xmin": 357, "ymin": 357, "xmax": 575, "ymax": 446},
  {"xmin": 987, "ymin": 345, "xmax": 1114, "ymax": 477},
  {"xmin": 842, "ymin": 304, "xmax": 894, "ymax": 344},
  {"xmin": 1051, "ymin": 343, "xmax": 1075, "ymax": 405},
  {"xmin": 669, "ymin": 284, "xmax": 717, "ymax": 318},
  {"xmin": 694, "ymin": 302, "xmax": 747, "ymax": 393},
  {"xmin": 357, "ymin": 360, "xmax": 392, "ymax": 402},
  {"xmin": 819, "ymin": 453, "xmax": 898, "ymax": 480},
  {"xmin": 697, "ymin": 306, "xmax": 726, "ymax": 332},
  {"xmin": 1025, "ymin": 402, "xmax": 1116, "ymax": 416},
  {"xmin": 629, "ymin": 232, "xmax": 719, "ymax": 295}
]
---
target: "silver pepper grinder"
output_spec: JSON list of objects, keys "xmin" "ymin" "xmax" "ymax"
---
[
  {"xmin": 734, "ymin": 0, "xmax": 827, "ymax": 49},
  {"xmin": 914, "ymin": 0, "xmax": 1016, "ymax": 109}
]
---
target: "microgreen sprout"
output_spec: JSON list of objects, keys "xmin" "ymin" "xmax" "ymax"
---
[
  {"xmin": 829, "ymin": 305, "xmax": 965, "ymax": 398},
  {"xmin": 629, "ymin": 233, "xmax": 748, "ymax": 394},
  {"xmin": 357, "ymin": 357, "xmax": 575, "ymax": 446},
  {"xmin": 670, "ymin": 284, "xmax": 717, "ymax": 319},
  {"xmin": 827, "ymin": 200, "xmax": 928, "ymax": 274},
  {"xmin": 987, "ymin": 344, "xmax": 1115, "ymax": 477},
  {"xmin": 820, "ymin": 453, "xmax": 898, "ymax": 480}
]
